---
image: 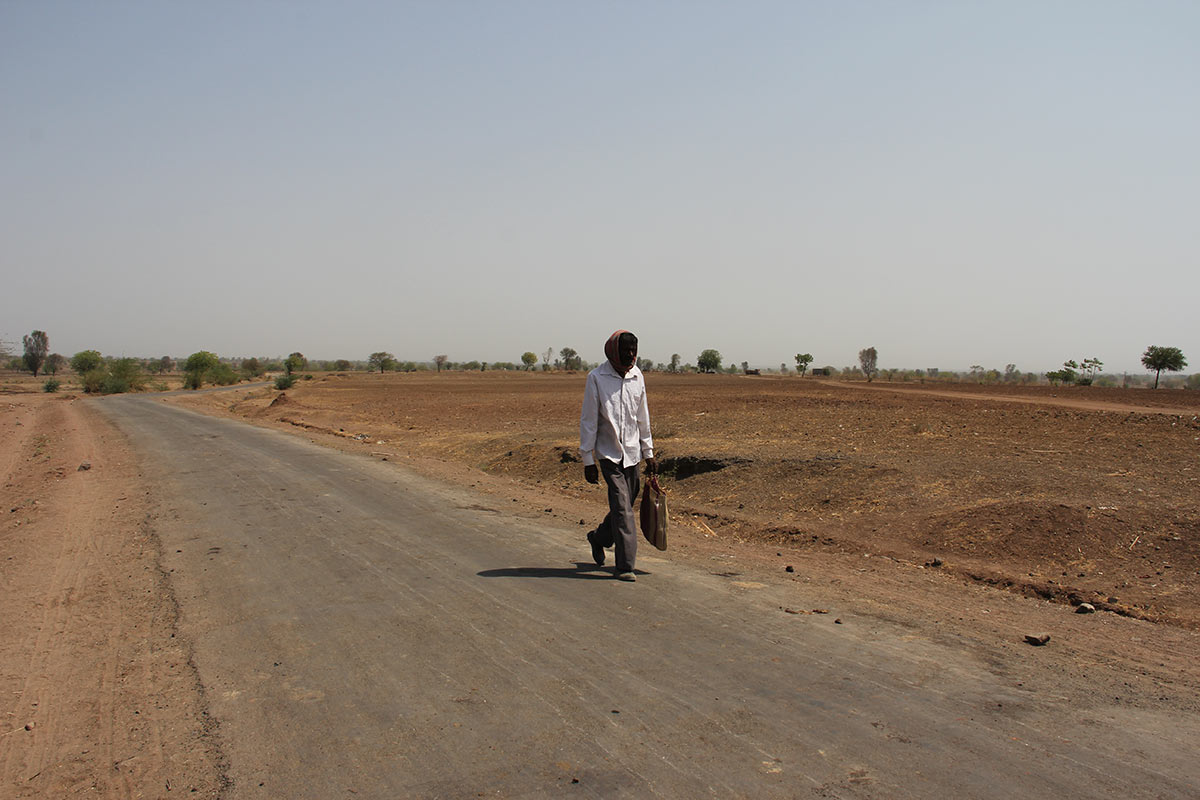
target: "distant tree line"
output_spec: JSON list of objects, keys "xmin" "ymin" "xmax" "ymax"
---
[{"xmin": 3, "ymin": 333, "xmax": 1194, "ymax": 390}]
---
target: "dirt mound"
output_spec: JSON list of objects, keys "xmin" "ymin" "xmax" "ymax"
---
[
  {"xmin": 268, "ymin": 392, "xmax": 290, "ymax": 408},
  {"xmin": 926, "ymin": 500, "xmax": 1122, "ymax": 563}
]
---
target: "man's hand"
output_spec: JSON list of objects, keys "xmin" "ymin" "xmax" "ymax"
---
[
  {"xmin": 584, "ymin": 464, "xmax": 599, "ymax": 484},
  {"xmin": 644, "ymin": 456, "xmax": 659, "ymax": 475}
]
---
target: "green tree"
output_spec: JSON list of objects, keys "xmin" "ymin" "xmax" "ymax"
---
[
  {"xmin": 369, "ymin": 352, "xmax": 396, "ymax": 373},
  {"xmin": 284, "ymin": 352, "xmax": 307, "ymax": 376},
  {"xmin": 183, "ymin": 351, "xmax": 220, "ymax": 390},
  {"xmin": 1141, "ymin": 345, "xmax": 1187, "ymax": 389},
  {"xmin": 334, "ymin": 359, "xmax": 352, "ymax": 371},
  {"xmin": 521, "ymin": 351, "xmax": 538, "ymax": 370},
  {"xmin": 858, "ymin": 347, "xmax": 878, "ymax": 382},
  {"xmin": 559, "ymin": 347, "xmax": 582, "ymax": 371},
  {"xmin": 43, "ymin": 353, "xmax": 65, "ymax": 376},
  {"xmin": 22, "ymin": 330, "xmax": 49, "ymax": 377},
  {"xmin": 669, "ymin": 354, "xmax": 681, "ymax": 373},
  {"xmin": 434, "ymin": 354, "xmax": 448, "ymax": 373},
  {"xmin": 794, "ymin": 353, "xmax": 813, "ymax": 376},
  {"xmin": 185, "ymin": 351, "xmax": 219, "ymax": 373},
  {"xmin": 697, "ymin": 349, "xmax": 722, "ymax": 373},
  {"xmin": 1063, "ymin": 359, "xmax": 1079, "ymax": 382},
  {"xmin": 1079, "ymin": 357, "xmax": 1103, "ymax": 383}
]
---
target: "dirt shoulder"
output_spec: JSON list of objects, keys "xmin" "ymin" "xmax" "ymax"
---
[{"xmin": 0, "ymin": 393, "xmax": 222, "ymax": 798}]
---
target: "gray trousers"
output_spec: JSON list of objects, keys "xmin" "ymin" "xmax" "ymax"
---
[{"xmin": 596, "ymin": 459, "xmax": 641, "ymax": 572}]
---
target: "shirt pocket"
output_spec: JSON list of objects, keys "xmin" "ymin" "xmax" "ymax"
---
[{"xmin": 623, "ymin": 381, "xmax": 644, "ymax": 414}]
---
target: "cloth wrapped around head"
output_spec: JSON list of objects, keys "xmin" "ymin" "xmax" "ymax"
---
[{"xmin": 605, "ymin": 330, "xmax": 638, "ymax": 375}]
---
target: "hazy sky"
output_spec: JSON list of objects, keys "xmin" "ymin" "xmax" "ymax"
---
[{"xmin": 2, "ymin": 1, "xmax": 1196, "ymax": 374}]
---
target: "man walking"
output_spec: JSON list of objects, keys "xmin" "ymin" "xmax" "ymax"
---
[{"xmin": 580, "ymin": 330, "xmax": 657, "ymax": 581}]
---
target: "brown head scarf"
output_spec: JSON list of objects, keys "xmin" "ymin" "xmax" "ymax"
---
[{"xmin": 605, "ymin": 330, "xmax": 637, "ymax": 375}]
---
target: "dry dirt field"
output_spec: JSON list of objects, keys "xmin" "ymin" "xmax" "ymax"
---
[{"xmin": 172, "ymin": 371, "xmax": 1200, "ymax": 629}]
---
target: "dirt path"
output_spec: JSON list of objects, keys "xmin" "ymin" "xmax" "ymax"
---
[
  {"xmin": 0, "ymin": 394, "xmax": 222, "ymax": 798},
  {"xmin": 827, "ymin": 379, "xmax": 1200, "ymax": 416}
]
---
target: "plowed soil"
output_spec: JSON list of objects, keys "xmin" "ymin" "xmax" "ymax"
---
[{"xmin": 172, "ymin": 372, "xmax": 1200, "ymax": 630}]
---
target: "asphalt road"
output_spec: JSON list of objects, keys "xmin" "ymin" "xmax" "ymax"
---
[{"xmin": 95, "ymin": 396, "xmax": 1200, "ymax": 799}]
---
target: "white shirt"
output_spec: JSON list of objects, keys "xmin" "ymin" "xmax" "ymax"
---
[{"xmin": 580, "ymin": 361, "xmax": 654, "ymax": 468}]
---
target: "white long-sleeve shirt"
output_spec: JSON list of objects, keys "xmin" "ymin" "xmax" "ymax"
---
[{"xmin": 579, "ymin": 361, "xmax": 654, "ymax": 468}]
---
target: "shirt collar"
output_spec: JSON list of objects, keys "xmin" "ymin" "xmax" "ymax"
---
[{"xmin": 601, "ymin": 361, "xmax": 639, "ymax": 380}]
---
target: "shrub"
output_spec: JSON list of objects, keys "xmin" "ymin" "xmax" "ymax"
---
[
  {"xmin": 101, "ymin": 374, "xmax": 130, "ymax": 394},
  {"xmin": 109, "ymin": 358, "xmax": 146, "ymax": 392},
  {"xmin": 275, "ymin": 374, "xmax": 296, "ymax": 390},
  {"xmin": 82, "ymin": 369, "xmax": 107, "ymax": 393},
  {"xmin": 43, "ymin": 378, "xmax": 60, "ymax": 393},
  {"xmin": 208, "ymin": 363, "xmax": 241, "ymax": 386}
]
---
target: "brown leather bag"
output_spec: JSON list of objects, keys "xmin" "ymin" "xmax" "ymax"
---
[{"xmin": 639, "ymin": 474, "xmax": 668, "ymax": 551}]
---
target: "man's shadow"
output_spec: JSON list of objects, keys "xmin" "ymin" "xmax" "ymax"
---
[{"xmin": 477, "ymin": 562, "xmax": 643, "ymax": 580}]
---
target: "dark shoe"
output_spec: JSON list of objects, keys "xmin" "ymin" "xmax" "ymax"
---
[
  {"xmin": 616, "ymin": 571, "xmax": 636, "ymax": 582},
  {"xmin": 587, "ymin": 531, "xmax": 605, "ymax": 566}
]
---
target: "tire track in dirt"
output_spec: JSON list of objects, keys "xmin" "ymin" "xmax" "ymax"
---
[
  {"xmin": 829, "ymin": 380, "xmax": 1200, "ymax": 416},
  {"xmin": 1, "ymin": 396, "xmax": 136, "ymax": 796},
  {"xmin": 0, "ymin": 395, "xmax": 222, "ymax": 798},
  {"xmin": 0, "ymin": 398, "xmax": 39, "ymax": 490}
]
